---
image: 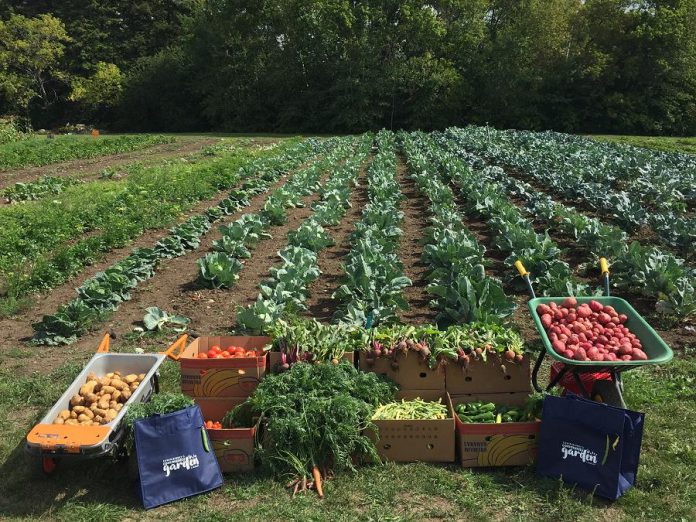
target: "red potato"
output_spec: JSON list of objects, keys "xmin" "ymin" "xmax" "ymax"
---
[
  {"xmin": 537, "ymin": 304, "xmax": 552, "ymax": 316},
  {"xmin": 541, "ymin": 299, "xmax": 646, "ymax": 361},
  {"xmin": 562, "ymin": 297, "xmax": 577, "ymax": 308}
]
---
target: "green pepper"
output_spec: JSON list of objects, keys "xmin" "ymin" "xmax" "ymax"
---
[{"xmin": 478, "ymin": 403, "xmax": 496, "ymax": 412}]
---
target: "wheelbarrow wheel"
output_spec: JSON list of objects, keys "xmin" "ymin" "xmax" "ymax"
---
[
  {"xmin": 41, "ymin": 456, "xmax": 58, "ymax": 475},
  {"xmin": 591, "ymin": 380, "xmax": 626, "ymax": 408}
]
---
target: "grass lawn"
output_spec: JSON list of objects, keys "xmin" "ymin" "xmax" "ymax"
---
[
  {"xmin": 590, "ymin": 134, "xmax": 696, "ymax": 155},
  {"xmin": 0, "ymin": 332, "xmax": 694, "ymax": 521}
]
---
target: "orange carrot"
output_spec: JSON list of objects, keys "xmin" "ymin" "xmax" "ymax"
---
[{"xmin": 312, "ymin": 466, "xmax": 324, "ymax": 498}]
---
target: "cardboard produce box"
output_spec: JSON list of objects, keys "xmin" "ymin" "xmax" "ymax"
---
[
  {"xmin": 359, "ymin": 351, "xmax": 445, "ymax": 391},
  {"xmin": 369, "ymin": 390, "xmax": 455, "ymax": 463},
  {"xmin": 165, "ymin": 336, "xmax": 269, "ymax": 397},
  {"xmin": 445, "ymin": 354, "xmax": 531, "ymax": 395},
  {"xmin": 196, "ymin": 397, "xmax": 256, "ymax": 473},
  {"xmin": 453, "ymin": 392, "xmax": 540, "ymax": 467},
  {"xmin": 267, "ymin": 351, "xmax": 355, "ymax": 373}
]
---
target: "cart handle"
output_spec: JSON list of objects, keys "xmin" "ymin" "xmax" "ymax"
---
[
  {"xmin": 514, "ymin": 260, "xmax": 529, "ymax": 277},
  {"xmin": 599, "ymin": 257, "xmax": 611, "ymax": 297},
  {"xmin": 163, "ymin": 335, "xmax": 189, "ymax": 361},
  {"xmin": 514, "ymin": 259, "xmax": 536, "ymax": 299},
  {"xmin": 96, "ymin": 333, "xmax": 110, "ymax": 353}
]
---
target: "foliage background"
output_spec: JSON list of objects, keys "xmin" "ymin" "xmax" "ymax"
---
[{"xmin": 0, "ymin": 0, "xmax": 695, "ymax": 135}]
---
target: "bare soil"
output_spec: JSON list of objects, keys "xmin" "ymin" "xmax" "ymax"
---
[
  {"xmin": 304, "ymin": 158, "xmax": 371, "ymax": 322},
  {"xmin": 395, "ymin": 155, "xmax": 437, "ymax": 324}
]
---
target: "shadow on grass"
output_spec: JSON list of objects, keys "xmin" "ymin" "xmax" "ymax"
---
[{"xmin": 0, "ymin": 439, "xmax": 141, "ymax": 517}]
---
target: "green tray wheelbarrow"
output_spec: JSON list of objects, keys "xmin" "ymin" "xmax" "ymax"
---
[{"xmin": 515, "ymin": 258, "xmax": 673, "ymax": 408}]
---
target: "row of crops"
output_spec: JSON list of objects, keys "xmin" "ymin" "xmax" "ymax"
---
[{"xmin": 25, "ymin": 127, "xmax": 696, "ymax": 348}]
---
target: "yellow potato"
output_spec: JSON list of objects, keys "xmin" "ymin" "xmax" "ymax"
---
[
  {"xmin": 124, "ymin": 374, "xmax": 138, "ymax": 384},
  {"xmin": 137, "ymin": 373, "xmax": 145, "ymax": 381},
  {"xmin": 121, "ymin": 389, "xmax": 132, "ymax": 402},
  {"xmin": 53, "ymin": 417, "xmax": 65, "ymax": 425},
  {"xmin": 70, "ymin": 394, "xmax": 84, "ymax": 407},
  {"xmin": 79, "ymin": 381, "xmax": 98, "ymax": 397},
  {"xmin": 65, "ymin": 419, "xmax": 79, "ymax": 426},
  {"xmin": 85, "ymin": 392, "xmax": 99, "ymax": 404},
  {"xmin": 92, "ymin": 407, "xmax": 107, "ymax": 418},
  {"xmin": 129, "ymin": 382, "xmax": 139, "ymax": 391},
  {"xmin": 114, "ymin": 403, "xmax": 123, "ymax": 412},
  {"xmin": 106, "ymin": 372, "xmax": 114, "ymax": 378},
  {"xmin": 101, "ymin": 385, "xmax": 116, "ymax": 395},
  {"xmin": 77, "ymin": 414, "xmax": 91, "ymax": 423},
  {"xmin": 111, "ymin": 380, "xmax": 128, "ymax": 391},
  {"xmin": 98, "ymin": 398, "xmax": 110, "ymax": 410},
  {"xmin": 70, "ymin": 410, "xmax": 78, "ymax": 419},
  {"xmin": 58, "ymin": 410, "xmax": 71, "ymax": 420}
]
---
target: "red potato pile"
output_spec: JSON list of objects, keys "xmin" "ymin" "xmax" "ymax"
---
[{"xmin": 537, "ymin": 298, "xmax": 648, "ymax": 362}]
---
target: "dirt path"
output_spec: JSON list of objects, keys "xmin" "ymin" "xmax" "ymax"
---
[
  {"xmin": 0, "ymin": 137, "xmax": 226, "ymax": 191},
  {"xmin": 395, "ymin": 155, "xmax": 436, "ymax": 325},
  {"xmin": 305, "ymin": 158, "xmax": 371, "ymax": 322}
]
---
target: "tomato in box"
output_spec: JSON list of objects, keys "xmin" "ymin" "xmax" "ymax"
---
[{"xmin": 165, "ymin": 335, "xmax": 269, "ymax": 398}]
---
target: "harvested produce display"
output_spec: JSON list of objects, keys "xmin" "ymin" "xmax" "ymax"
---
[
  {"xmin": 538, "ymin": 298, "xmax": 647, "ymax": 362},
  {"xmin": 372, "ymin": 397, "xmax": 448, "ymax": 420},
  {"xmin": 455, "ymin": 398, "xmax": 542, "ymax": 424},
  {"xmin": 205, "ymin": 420, "xmax": 223, "ymax": 429},
  {"xmin": 55, "ymin": 370, "xmax": 144, "ymax": 425}
]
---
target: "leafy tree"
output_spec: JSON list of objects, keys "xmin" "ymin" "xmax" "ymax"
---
[{"xmin": 0, "ymin": 13, "xmax": 71, "ymax": 115}]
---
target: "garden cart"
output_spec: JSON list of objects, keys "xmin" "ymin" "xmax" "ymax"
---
[
  {"xmin": 25, "ymin": 333, "xmax": 166, "ymax": 474},
  {"xmin": 516, "ymin": 258, "xmax": 673, "ymax": 408}
]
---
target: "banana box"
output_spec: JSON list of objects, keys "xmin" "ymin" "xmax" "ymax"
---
[
  {"xmin": 196, "ymin": 397, "xmax": 256, "ymax": 473},
  {"xmin": 368, "ymin": 390, "xmax": 455, "ymax": 463},
  {"xmin": 359, "ymin": 351, "xmax": 445, "ymax": 391},
  {"xmin": 165, "ymin": 335, "xmax": 269, "ymax": 397},
  {"xmin": 445, "ymin": 354, "xmax": 531, "ymax": 394},
  {"xmin": 453, "ymin": 392, "xmax": 540, "ymax": 467}
]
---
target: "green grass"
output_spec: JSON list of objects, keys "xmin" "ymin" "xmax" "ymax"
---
[
  {"xmin": 0, "ymin": 336, "xmax": 693, "ymax": 521},
  {"xmin": 0, "ymin": 134, "xmax": 175, "ymax": 171},
  {"xmin": 0, "ymin": 139, "xmax": 296, "ymax": 311},
  {"xmin": 590, "ymin": 135, "xmax": 696, "ymax": 155}
]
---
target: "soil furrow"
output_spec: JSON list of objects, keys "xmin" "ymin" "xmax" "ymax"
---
[
  {"xmin": 0, "ymin": 137, "xmax": 230, "ymax": 191},
  {"xmin": 395, "ymin": 154, "xmax": 437, "ymax": 325},
  {"xmin": 304, "ymin": 158, "xmax": 371, "ymax": 322}
]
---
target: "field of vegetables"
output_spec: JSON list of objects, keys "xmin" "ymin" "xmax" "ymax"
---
[{"xmin": 0, "ymin": 129, "xmax": 694, "ymax": 521}]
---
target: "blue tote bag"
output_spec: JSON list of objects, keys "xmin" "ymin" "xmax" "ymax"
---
[
  {"xmin": 134, "ymin": 405, "xmax": 223, "ymax": 509},
  {"xmin": 536, "ymin": 394, "xmax": 644, "ymax": 500}
]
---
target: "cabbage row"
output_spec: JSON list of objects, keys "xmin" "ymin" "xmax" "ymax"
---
[
  {"xmin": 333, "ymin": 131, "xmax": 411, "ymax": 326},
  {"xmin": 32, "ymin": 139, "xmax": 331, "ymax": 345},
  {"xmin": 401, "ymin": 132, "xmax": 516, "ymax": 328}
]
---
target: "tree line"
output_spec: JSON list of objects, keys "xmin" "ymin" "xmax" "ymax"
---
[{"xmin": 1, "ymin": 0, "xmax": 695, "ymax": 135}]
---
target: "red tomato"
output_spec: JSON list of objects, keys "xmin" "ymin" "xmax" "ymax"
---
[
  {"xmin": 197, "ymin": 353, "xmax": 208, "ymax": 359},
  {"xmin": 210, "ymin": 345, "xmax": 222, "ymax": 354},
  {"xmin": 232, "ymin": 346, "xmax": 246, "ymax": 355},
  {"xmin": 207, "ymin": 350, "xmax": 217, "ymax": 358},
  {"xmin": 245, "ymin": 351, "xmax": 257, "ymax": 358},
  {"xmin": 233, "ymin": 353, "xmax": 245, "ymax": 358},
  {"xmin": 205, "ymin": 420, "xmax": 213, "ymax": 429},
  {"xmin": 220, "ymin": 351, "xmax": 231, "ymax": 358}
]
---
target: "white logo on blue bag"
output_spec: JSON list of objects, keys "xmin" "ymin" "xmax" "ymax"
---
[
  {"xmin": 561, "ymin": 442, "xmax": 598, "ymax": 465},
  {"xmin": 162, "ymin": 454, "xmax": 200, "ymax": 477}
]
